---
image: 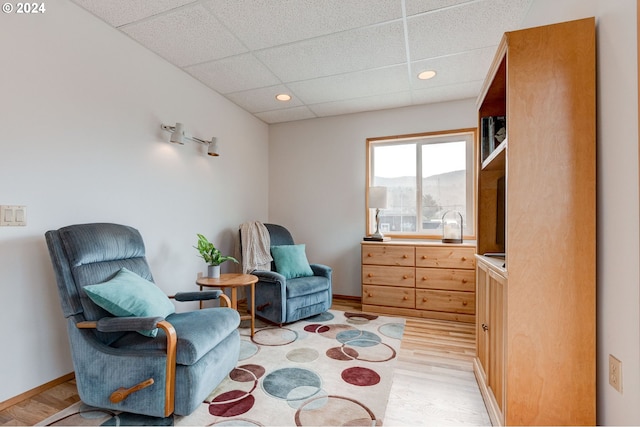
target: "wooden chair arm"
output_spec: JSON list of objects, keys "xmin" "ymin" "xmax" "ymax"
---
[
  {"xmin": 157, "ymin": 320, "xmax": 176, "ymax": 417},
  {"xmin": 76, "ymin": 321, "xmax": 97, "ymax": 329},
  {"xmin": 219, "ymin": 293, "xmax": 231, "ymax": 308}
]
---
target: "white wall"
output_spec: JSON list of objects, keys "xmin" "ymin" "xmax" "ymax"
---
[
  {"xmin": 268, "ymin": 100, "xmax": 477, "ymax": 297},
  {"xmin": 270, "ymin": 1, "xmax": 640, "ymax": 425},
  {"xmin": 0, "ymin": 1, "xmax": 268, "ymax": 402}
]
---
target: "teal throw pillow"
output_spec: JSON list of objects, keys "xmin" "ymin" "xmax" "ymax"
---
[
  {"xmin": 84, "ymin": 267, "xmax": 175, "ymax": 337},
  {"xmin": 271, "ymin": 244, "xmax": 314, "ymax": 279}
]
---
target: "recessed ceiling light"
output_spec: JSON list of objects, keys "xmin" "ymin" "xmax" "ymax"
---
[
  {"xmin": 276, "ymin": 93, "xmax": 292, "ymax": 101},
  {"xmin": 417, "ymin": 70, "xmax": 437, "ymax": 80}
]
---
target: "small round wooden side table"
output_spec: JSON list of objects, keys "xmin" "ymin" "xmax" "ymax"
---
[{"xmin": 196, "ymin": 273, "xmax": 258, "ymax": 337}]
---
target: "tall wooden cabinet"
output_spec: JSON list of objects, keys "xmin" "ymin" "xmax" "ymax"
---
[{"xmin": 474, "ymin": 18, "xmax": 596, "ymax": 425}]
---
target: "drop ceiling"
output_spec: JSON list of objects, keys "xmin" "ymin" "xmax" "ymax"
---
[{"xmin": 71, "ymin": 0, "xmax": 532, "ymax": 124}]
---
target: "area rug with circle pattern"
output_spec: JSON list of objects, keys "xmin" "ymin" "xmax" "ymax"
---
[{"xmin": 40, "ymin": 310, "xmax": 405, "ymax": 426}]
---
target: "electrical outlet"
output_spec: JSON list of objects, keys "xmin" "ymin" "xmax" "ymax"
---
[{"xmin": 609, "ymin": 354, "xmax": 622, "ymax": 393}]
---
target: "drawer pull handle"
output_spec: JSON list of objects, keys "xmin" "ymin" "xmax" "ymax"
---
[
  {"xmin": 422, "ymin": 255, "xmax": 427, "ymax": 259},
  {"xmin": 462, "ymin": 301, "xmax": 468, "ymax": 306},
  {"xmin": 461, "ymin": 257, "xmax": 467, "ymax": 261},
  {"xmin": 422, "ymin": 277, "xmax": 427, "ymax": 281},
  {"xmin": 368, "ymin": 273, "xmax": 373, "ymax": 277},
  {"xmin": 403, "ymin": 275, "xmax": 408, "ymax": 279},
  {"xmin": 367, "ymin": 253, "xmax": 372, "ymax": 257},
  {"xmin": 403, "ymin": 255, "xmax": 408, "ymax": 259},
  {"xmin": 462, "ymin": 279, "xmax": 467, "ymax": 283},
  {"xmin": 403, "ymin": 296, "xmax": 408, "ymax": 300},
  {"xmin": 422, "ymin": 298, "xmax": 427, "ymax": 302},
  {"xmin": 368, "ymin": 293, "xmax": 373, "ymax": 297}
]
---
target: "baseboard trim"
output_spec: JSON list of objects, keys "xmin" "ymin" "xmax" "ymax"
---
[
  {"xmin": 333, "ymin": 294, "xmax": 361, "ymax": 302},
  {"xmin": 0, "ymin": 372, "xmax": 75, "ymax": 412}
]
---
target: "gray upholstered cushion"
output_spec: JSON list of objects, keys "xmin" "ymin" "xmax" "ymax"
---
[{"xmin": 111, "ymin": 307, "xmax": 240, "ymax": 365}]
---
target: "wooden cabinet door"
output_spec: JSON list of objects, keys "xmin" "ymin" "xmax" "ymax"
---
[
  {"xmin": 476, "ymin": 261, "xmax": 489, "ymax": 382},
  {"xmin": 488, "ymin": 268, "xmax": 506, "ymax": 417}
]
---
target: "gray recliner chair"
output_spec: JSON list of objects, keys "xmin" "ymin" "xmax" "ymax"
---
[
  {"xmin": 247, "ymin": 224, "xmax": 332, "ymax": 325},
  {"xmin": 45, "ymin": 223, "xmax": 240, "ymax": 418}
]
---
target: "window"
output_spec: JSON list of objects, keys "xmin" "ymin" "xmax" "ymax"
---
[{"xmin": 366, "ymin": 129, "xmax": 476, "ymax": 238}]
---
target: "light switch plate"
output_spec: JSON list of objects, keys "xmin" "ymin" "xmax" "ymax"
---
[{"xmin": 0, "ymin": 205, "xmax": 26, "ymax": 226}]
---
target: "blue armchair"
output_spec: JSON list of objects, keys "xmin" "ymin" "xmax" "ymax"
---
[
  {"xmin": 248, "ymin": 224, "xmax": 332, "ymax": 325},
  {"xmin": 45, "ymin": 223, "xmax": 240, "ymax": 418}
]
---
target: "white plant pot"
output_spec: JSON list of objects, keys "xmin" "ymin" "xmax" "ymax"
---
[{"xmin": 207, "ymin": 265, "xmax": 220, "ymax": 278}]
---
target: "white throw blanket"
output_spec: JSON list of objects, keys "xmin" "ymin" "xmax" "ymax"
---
[{"xmin": 239, "ymin": 221, "xmax": 272, "ymax": 274}]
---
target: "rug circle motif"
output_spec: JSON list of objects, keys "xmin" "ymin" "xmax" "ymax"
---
[
  {"xmin": 262, "ymin": 367, "xmax": 322, "ymax": 401},
  {"xmin": 341, "ymin": 367, "xmax": 381, "ymax": 386},
  {"xmin": 378, "ymin": 322, "xmax": 405, "ymax": 339},
  {"xmin": 294, "ymin": 395, "xmax": 379, "ymax": 426},
  {"xmin": 304, "ymin": 323, "xmax": 357, "ymax": 339},
  {"xmin": 251, "ymin": 327, "xmax": 297, "ymax": 346},
  {"xmin": 208, "ymin": 365, "xmax": 263, "ymax": 417},
  {"xmin": 286, "ymin": 386, "xmax": 328, "ymax": 409},
  {"xmin": 211, "ymin": 418, "xmax": 263, "ymax": 426},
  {"xmin": 341, "ymin": 340, "xmax": 397, "ymax": 363},
  {"xmin": 286, "ymin": 347, "xmax": 319, "ymax": 363},
  {"xmin": 336, "ymin": 329, "xmax": 381, "ymax": 347},
  {"xmin": 305, "ymin": 311, "xmax": 335, "ymax": 322},
  {"xmin": 239, "ymin": 339, "xmax": 259, "ymax": 360}
]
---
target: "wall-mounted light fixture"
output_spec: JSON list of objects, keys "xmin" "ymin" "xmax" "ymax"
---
[{"xmin": 161, "ymin": 122, "xmax": 219, "ymax": 157}]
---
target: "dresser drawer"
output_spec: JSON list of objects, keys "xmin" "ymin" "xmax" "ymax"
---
[
  {"xmin": 362, "ymin": 265, "xmax": 415, "ymax": 287},
  {"xmin": 363, "ymin": 285, "xmax": 415, "ymax": 309},
  {"xmin": 416, "ymin": 289, "xmax": 475, "ymax": 314},
  {"xmin": 362, "ymin": 245, "xmax": 415, "ymax": 266},
  {"xmin": 416, "ymin": 268, "xmax": 475, "ymax": 291},
  {"xmin": 415, "ymin": 246, "xmax": 475, "ymax": 269}
]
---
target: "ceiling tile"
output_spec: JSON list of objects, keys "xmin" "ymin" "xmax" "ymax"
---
[
  {"xmin": 225, "ymin": 85, "xmax": 304, "ymax": 113},
  {"xmin": 410, "ymin": 47, "xmax": 496, "ymax": 88},
  {"xmin": 122, "ymin": 3, "xmax": 247, "ymax": 66},
  {"xmin": 255, "ymin": 21, "xmax": 407, "ymax": 83},
  {"xmin": 204, "ymin": 0, "xmax": 403, "ymax": 50},
  {"xmin": 186, "ymin": 54, "xmax": 282, "ymax": 94},
  {"xmin": 255, "ymin": 106, "xmax": 317, "ymax": 124},
  {"xmin": 411, "ymin": 81, "xmax": 482, "ymax": 104},
  {"xmin": 408, "ymin": 0, "xmax": 531, "ymax": 59},
  {"xmin": 69, "ymin": 0, "xmax": 535, "ymax": 124},
  {"xmin": 404, "ymin": 0, "xmax": 474, "ymax": 17},
  {"xmin": 71, "ymin": 0, "xmax": 195, "ymax": 27},
  {"xmin": 309, "ymin": 91, "xmax": 413, "ymax": 118},
  {"xmin": 287, "ymin": 65, "xmax": 411, "ymax": 105}
]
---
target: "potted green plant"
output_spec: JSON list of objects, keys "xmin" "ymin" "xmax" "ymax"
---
[{"xmin": 195, "ymin": 234, "xmax": 238, "ymax": 278}]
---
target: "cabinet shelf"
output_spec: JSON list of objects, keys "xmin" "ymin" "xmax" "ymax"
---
[
  {"xmin": 476, "ymin": 254, "xmax": 507, "ymax": 274},
  {"xmin": 481, "ymin": 139, "xmax": 506, "ymax": 171}
]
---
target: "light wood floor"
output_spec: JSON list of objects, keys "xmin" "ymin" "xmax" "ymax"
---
[{"xmin": 1, "ymin": 297, "xmax": 490, "ymax": 426}]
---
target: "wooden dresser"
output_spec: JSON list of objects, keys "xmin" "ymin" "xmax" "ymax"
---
[{"xmin": 361, "ymin": 240, "xmax": 476, "ymax": 323}]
